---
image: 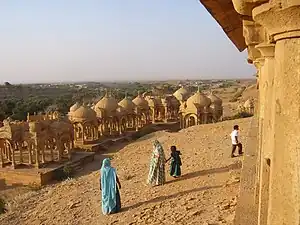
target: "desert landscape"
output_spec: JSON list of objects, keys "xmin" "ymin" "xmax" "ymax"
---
[
  {"xmin": 0, "ymin": 81, "xmax": 257, "ymax": 225},
  {"xmin": 0, "ymin": 118, "xmax": 254, "ymax": 225}
]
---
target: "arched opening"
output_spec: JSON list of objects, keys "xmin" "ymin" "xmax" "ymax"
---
[{"xmin": 188, "ymin": 116, "xmax": 196, "ymax": 127}]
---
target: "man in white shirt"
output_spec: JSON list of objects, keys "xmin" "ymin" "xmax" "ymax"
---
[{"xmin": 230, "ymin": 125, "xmax": 243, "ymax": 158}]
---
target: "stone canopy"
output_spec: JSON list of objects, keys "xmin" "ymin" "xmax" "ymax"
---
[{"xmin": 199, "ymin": 0, "xmax": 246, "ymax": 52}]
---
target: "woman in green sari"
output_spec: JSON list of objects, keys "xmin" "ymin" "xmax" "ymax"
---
[{"xmin": 166, "ymin": 146, "xmax": 182, "ymax": 178}]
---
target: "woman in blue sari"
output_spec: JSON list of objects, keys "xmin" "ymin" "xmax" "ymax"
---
[{"xmin": 100, "ymin": 158, "xmax": 121, "ymax": 215}]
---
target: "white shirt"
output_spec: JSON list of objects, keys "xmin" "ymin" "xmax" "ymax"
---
[{"xmin": 230, "ymin": 130, "xmax": 238, "ymax": 145}]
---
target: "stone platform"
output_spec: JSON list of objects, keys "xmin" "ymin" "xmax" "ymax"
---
[
  {"xmin": 75, "ymin": 121, "xmax": 180, "ymax": 152},
  {"xmin": 0, "ymin": 122, "xmax": 179, "ymax": 187},
  {"xmin": 0, "ymin": 152, "xmax": 95, "ymax": 187}
]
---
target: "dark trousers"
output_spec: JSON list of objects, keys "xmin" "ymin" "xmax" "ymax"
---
[{"xmin": 232, "ymin": 143, "xmax": 243, "ymax": 156}]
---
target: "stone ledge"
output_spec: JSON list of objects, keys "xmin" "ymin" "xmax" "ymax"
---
[
  {"xmin": 0, "ymin": 152, "xmax": 95, "ymax": 187},
  {"xmin": 234, "ymin": 118, "xmax": 258, "ymax": 225}
]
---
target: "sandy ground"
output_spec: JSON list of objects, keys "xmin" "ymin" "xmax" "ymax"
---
[{"xmin": 0, "ymin": 118, "xmax": 253, "ymax": 225}]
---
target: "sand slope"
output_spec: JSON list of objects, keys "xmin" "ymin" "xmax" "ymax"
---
[{"xmin": 0, "ymin": 118, "xmax": 253, "ymax": 225}]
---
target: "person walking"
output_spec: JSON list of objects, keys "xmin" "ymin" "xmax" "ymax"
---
[
  {"xmin": 166, "ymin": 145, "xmax": 182, "ymax": 178},
  {"xmin": 147, "ymin": 140, "xmax": 166, "ymax": 186},
  {"xmin": 230, "ymin": 125, "xmax": 244, "ymax": 158},
  {"xmin": 100, "ymin": 158, "xmax": 121, "ymax": 215}
]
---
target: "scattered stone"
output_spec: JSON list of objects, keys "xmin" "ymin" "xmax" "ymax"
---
[
  {"xmin": 188, "ymin": 210, "xmax": 203, "ymax": 216},
  {"xmin": 68, "ymin": 201, "xmax": 80, "ymax": 209},
  {"xmin": 185, "ymin": 206, "xmax": 193, "ymax": 211}
]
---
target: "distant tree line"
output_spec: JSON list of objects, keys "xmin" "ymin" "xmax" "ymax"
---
[{"xmin": 0, "ymin": 83, "xmax": 167, "ymax": 121}]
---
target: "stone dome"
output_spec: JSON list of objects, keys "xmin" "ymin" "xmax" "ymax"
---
[
  {"xmin": 207, "ymin": 91, "xmax": 222, "ymax": 106},
  {"xmin": 95, "ymin": 91, "xmax": 118, "ymax": 113},
  {"xmin": 186, "ymin": 87, "xmax": 211, "ymax": 108},
  {"xmin": 173, "ymin": 87, "xmax": 191, "ymax": 102},
  {"xmin": 132, "ymin": 92, "xmax": 149, "ymax": 110},
  {"xmin": 244, "ymin": 98, "xmax": 254, "ymax": 108},
  {"xmin": 69, "ymin": 102, "xmax": 80, "ymax": 113},
  {"xmin": 72, "ymin": 105, "xmax": 97, "ymax": 122},
  {"xmin": 118, "ymin": 94, "xmax": 136, "ymax": 112}
]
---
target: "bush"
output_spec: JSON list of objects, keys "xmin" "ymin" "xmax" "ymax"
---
[
  {"xmin": 0, "ymin": 197, "xmax": 6, "ymax": 214},
  {"xmin": 63, "ymin": 165, "xmax": 74, "ymax": 178},
  {"xmin": 54, "ymin": 164, "xmax": 74, "ymax": 181},
  {"xmin": 223, "ymin": 112, "xmax": 253, "ymax": 121}
]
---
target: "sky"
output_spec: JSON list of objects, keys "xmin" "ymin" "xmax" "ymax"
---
[{"xmin": 0, "ymin": 0, "xmax": 255, "ymax": 84}]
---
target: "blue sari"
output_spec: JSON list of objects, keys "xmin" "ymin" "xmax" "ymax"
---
[{"xmin": 100, "ymin": 158, "xmax": 121, "ymax": 215}]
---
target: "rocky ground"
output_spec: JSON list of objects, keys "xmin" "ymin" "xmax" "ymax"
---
[{"xmin": 0, "ymin": 118, "xmax": 253, "ymax": 225}]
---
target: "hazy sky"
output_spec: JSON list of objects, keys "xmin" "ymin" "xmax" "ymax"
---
[{"xmin": 0, "ymin": 0, "xmax": 254, "ymax": 83}]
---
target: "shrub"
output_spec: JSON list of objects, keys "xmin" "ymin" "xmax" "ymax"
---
[
  {"xmin": 0, "ymin": 197, "xmax": 6, "ymax": 214},
  {"xmin": 53, "ymin": 164, "xmax": 74, "ymax": 181},
  {"xmin": 63, "ymin": 165, "xmax": 73, "ymax": 178},
  {"xmin": 223, "ymin": 112, "xmax": 253, "ymax": 121}
]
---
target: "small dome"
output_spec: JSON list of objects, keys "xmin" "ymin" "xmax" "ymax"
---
[
  {"xmin": 186, "ymin": 87, "xmax": 211, "ymax": 108},
  {"xmin": 173, "ymin": 87, "xmax": 191, "ymax": 102},
  {"xmin": 208, "ymin": 91, "xmax": 222, "ymax": 106},
  {"xmin": 72, "ymin": 105, "xmax": 97, "ymax": 121},
  {"xmin": 244, "ymin": 98, "xmax": 254, "ymax": 108},
  {"xmin": 95, "ymin": 91, "xmax": 118, "ymax": 113},
  {"xmin": 69, "ymin": 102, "xmax": 80, "ymax": 113},
  {"xmin": 132, "ymin": 92, "xmax": 149, "ymax": 110},
  {"xmin": 118, "ymin": 94, "xmax": 136, "ymax": 112}
]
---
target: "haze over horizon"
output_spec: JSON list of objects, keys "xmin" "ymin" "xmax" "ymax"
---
[{"xmin": 0, "ymin": 0, "xmax": 255, "ymax": 84}]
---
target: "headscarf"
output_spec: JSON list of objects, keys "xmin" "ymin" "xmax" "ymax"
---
[
  {"xmin": 100, "ymin": 158, "xmax": 117, "ymax": 215},
  {"xmin": 153, "ymin": 140, "xmax": 165, "ymax": 160}
]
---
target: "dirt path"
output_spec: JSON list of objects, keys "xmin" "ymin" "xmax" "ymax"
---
[{"xmin": 0, "ymin": 118, "xmax": 252, "ymax": 225}]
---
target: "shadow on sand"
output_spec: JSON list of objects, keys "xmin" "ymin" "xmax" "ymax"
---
[
  {"xmin": 121, "ymin": 162, "xmax": 242, "ymax": 212},
  {"xmin": 122, "ymin": 184, "xmax": 222, "ymax": 212},
  {"xmin": 166, "ymin": 161, "xmax": 242, "ymax": 185}
]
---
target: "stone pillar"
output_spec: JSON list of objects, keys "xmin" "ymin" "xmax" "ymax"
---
[
  {"xmin": 253, "ymin": 3, "xmax": 300, "ymax": 225},
  {"xmin": 35, "ymin": 139, "xmax": 40, "ymax": 168},
  {"xmin": 253, "ymin": 57, "xmax": 265, "ymax": 206},
  {"xmin": 256, "ymin": 43, "xmax": 275, "ymax": 225}
]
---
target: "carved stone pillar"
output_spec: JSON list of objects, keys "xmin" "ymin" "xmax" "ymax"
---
[
  {"xmin": 253, "ymin": 2, "xmax": 300, "ymax": 225},
  {"xmin": 253, "ymin": 57, "xmax": 265, "ymax": 207},
  {"xmin": 256, "ymin": 43, "xmax": 275, "ymax": 225},
  {"xmin": 243, "ymin": 20, "xmax": 265, "ymax": 63}
]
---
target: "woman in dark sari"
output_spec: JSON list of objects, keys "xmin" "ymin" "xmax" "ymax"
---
[
  {"xmin": 100, "ymin": 158, "xmax": 121, "ymax": 215},
  {"xmin": 166, "ymin": 146, "xmax": 182, "ymax": 178}
]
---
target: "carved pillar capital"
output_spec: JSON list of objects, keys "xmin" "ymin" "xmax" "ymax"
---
[
  {"xmin": 231, "ymin": 0, "xmax": 269, "ymax": 16},
  {"xmin": 253, "ymin": 57, "xmax": 265, "ymax": 70},
  {"xmin": 253, "ymin": 2, "xmax": 300, "ymax": 41},
  {"xmin": 243, "ymin": 20, "xmax": 266, "ymax": 63},
  {"xmin": 256, "ymin": 43, "xmax": 275, "ymax": 58}
]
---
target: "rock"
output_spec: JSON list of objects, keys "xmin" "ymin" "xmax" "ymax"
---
[
  {"xmin": 185, "ymin": 206, "xmax": 193, "ymax": 211},
  {"xmin": 68, "ymin": 201, "xmax": 80, "ymax": 209},
  {"xmin": 188, "ymin": 210, "xmax": 203, "ymax": 216},
  {"xmin": 220, "ymin": 203, "xmax": 230, "ymax": 210}
]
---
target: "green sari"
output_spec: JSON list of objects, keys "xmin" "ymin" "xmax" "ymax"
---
[{"xmin": 170, "ymin": 151, "xmax": 182, "ymax": 177}]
